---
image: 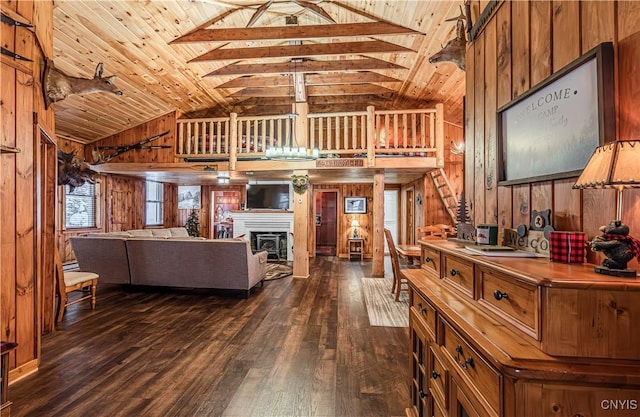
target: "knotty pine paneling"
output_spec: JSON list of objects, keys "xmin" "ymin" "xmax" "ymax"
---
[
  {"xmin": 464, "ymin": 41, "xmax": 475, "ymax": 225},
  {"xmin": 484, "ymin": 19, "xmax": 498, "ymax": 225},
  {"xmin": 86, "ymin": 112, "xmax": 178, "ymax": 164},
  {"xmin": 552, "ymin": 1, "xmax": 581, "ymax": 71},
  {"xmin": 530, "ymin": 1, "xmax": 552, "ymax": 86},
  {"xmin": 466, "ymin": 0, "xmax": 640, "ymax": 270},
  {"xmin": 1, "ymin": 0, "xmax": 55, "ymax": 380},
  {"xmin": 473, "ymin": 33, "xmax": 485, "ymax": 226}
]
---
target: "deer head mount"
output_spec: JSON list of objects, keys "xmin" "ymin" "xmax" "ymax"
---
[
  {"xmin": 428, "ymin": 5, "xmax": 468, "ymax": 71},
  {"xmin": 43, "ymin": 60, "xmax": 123, "ymax": 109},
  {"xmin": 58, "ymin": 150, "xmax": 98, "ymax": 192}
]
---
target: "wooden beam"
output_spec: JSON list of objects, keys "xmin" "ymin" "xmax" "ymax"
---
[
  {"xmin": 292, "ymin": 0, "xmax": 336, "ymax": 23},
  {"xmin": 217, "ymin": 71, "xmax": 400, "ymax": 88},
  {"xmin": 189, "ymin": 40, "xmax": 413, "ymax": 62},
  {"xmin": 205, "ymin": 58, "xmax": 406, "ymax": 76},
  {"xmin": 246, "ymin": 0, "xmax": 272, "ymax": 28},
  {"xmin": 172, "ymin": 21, "xmax": 420, "ymax": 43},
  {"xmin": 308, "ymin": 94, "xmax": 392, "ymax": 105},
  {"xmin": 228, "ymin": 84, "xmax": 396, "ymax": 97}
]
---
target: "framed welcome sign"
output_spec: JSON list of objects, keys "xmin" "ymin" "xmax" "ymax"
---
[{"xmin": 497, "ymin": 42, "xmax": 615, "ymax": 185}]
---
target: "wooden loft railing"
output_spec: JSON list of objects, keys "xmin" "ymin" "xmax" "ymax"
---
[{"xmin": 176, "ymin": 104, "xmax": 444, "ymax": 168}]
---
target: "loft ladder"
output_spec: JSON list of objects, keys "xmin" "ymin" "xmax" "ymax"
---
[{"xmin": 430, "ymin": 168, "xmax": 458, "ymax": 223}]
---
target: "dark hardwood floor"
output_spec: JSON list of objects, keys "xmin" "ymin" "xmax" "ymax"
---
[{"xmin": 9, "ymin": 256, "xmax": 409, "ymax": 417}]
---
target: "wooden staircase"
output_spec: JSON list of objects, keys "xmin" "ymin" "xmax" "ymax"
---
[{"xmin": 430, "ymin": 168, "xmax": 458, "ymax": 223}]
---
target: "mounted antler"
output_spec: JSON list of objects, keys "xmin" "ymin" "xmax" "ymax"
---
[
  {"xmin": 428, "ymin": 5, "xmax": 467, "ymax": 71},
  {"xmin": 57, "ymin": 150, "xmax": 98, "ymax": 191},
  {"xmin": 44, "ymin": 60, "xmax": 123, "ymax": 109}
]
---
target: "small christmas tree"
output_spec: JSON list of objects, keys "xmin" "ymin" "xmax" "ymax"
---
[
  {"xmin": 456, "ymin": 192, "xmax": 471, "ymax": 224},
  {"xmin": 185, "ymin": 209, "xmax": 200, "ymax": 237}
]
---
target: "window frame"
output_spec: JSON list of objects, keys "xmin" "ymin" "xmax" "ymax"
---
[
  {"xmin": 62, "ymin": 181, "xmax": 101, "ymax": 230},
  {"xmin": 145, "ymin": 180, "xmax": 164, "ymax": 227}
]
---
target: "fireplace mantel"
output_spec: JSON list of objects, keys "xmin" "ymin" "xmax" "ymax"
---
[{"xmin": 231, "ymin": 210, "xmax": 294, "ymax": 261}]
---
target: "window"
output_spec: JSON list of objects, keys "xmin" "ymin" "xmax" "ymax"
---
[
  {"xmin": 65, "ymin": 182, "xmax": 98, "ymax": 229},
  {"xmin": 146, "ymin": 181, "xmax": 164, "ymax": 226}
]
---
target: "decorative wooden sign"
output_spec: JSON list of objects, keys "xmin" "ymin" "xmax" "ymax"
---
[
  {"xmin": 316, "ymin": 158, "xmax": 364, "ymax": 168},
  {"xmin": 503, "ymin": 229, "xmax": 550, "ymax": 256}
]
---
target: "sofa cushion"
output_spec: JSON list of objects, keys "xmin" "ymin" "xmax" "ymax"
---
[
  {"xmin": 168, "ymin": 227, "xmax": 189, "ymax": 237},
  {"xmin": 87, "ymin": 231, "xmax": 132, "ymax": 238},
  {"xmin": 151, "ymin": 228, "xmax": 172, "ymax": 238},
  {"xmin": 128, "ymin": 229, "xmax": 154, "ymax": 237}
]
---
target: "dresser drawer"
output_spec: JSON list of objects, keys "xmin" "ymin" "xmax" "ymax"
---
[
  {"xmin": 478, "ymin": 267, "xmax": 539, "ymax": 340},
  {"xmin": 441, "ymin": 320, "xmax": 501, "ymax": 416},
  {"xmin": 422, "ymin": 245, "xmax": 440, "ymax": 275},
  {"xmin": 411, "ymin": 289, "xmax": 437, "ymax": 340},
  {"xmin": 429, "ymin": 346, "xmax": 449, "ymax": 409},
  {"xmin": 442, "ymin": 254, "xmax": 475, "ymax": 298}
]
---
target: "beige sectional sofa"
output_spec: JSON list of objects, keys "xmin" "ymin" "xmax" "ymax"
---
[{"xmin": 70, "ymin": 227, "xmax": 269, "ymax": 297}]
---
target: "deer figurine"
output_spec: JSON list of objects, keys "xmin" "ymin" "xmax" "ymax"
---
[
  {"xmin": 43, "ymin": 60, "xmax": 123, "ymax": 109},
  {"xmin": 428, "ymin": 6, "xmax": 467, "ymax": 71}
]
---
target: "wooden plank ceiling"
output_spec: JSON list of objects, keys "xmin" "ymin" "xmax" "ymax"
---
[{"xmin": 51, "ymin": 0, "xmax": 466, "ymax": 144}]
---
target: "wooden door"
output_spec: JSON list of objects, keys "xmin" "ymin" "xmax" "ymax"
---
[{"xmin": 315, "ymin": 191, "xmax": 337, "ymax": 255}]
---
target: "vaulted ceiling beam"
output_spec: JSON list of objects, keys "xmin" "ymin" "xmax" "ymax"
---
[
  {"xmin": 229, "ymin": 84, "xmax": 396, "ymax": 97},
  {"xmin": 205, "ymin": 58, "xmax": 406, "ymax": 76},
  {"xmin": 217, "ymin": 71, "xmax": 400, "ymax": 88},
  {"xmin": 189, "ymin": 40, "xmax": 412, "ymax": 62},
  {"xmin": 172, "ymin": 21, "xmax": 420, "ymax": 43}
]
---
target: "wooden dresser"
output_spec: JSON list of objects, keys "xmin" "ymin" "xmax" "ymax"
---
[{"xmin": 405, "ymin": 240, "xmax": 640, "ymax": 417}]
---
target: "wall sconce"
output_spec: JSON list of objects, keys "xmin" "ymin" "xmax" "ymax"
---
[
  {"xmin": 351, "ymin": 219, "xmax": 360, "ymax": 238},
  {"xmin": 217, "ymin": 171, "xmax": 230, "ymax": 185}
]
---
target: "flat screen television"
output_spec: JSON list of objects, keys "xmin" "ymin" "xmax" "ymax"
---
[{"xmin": 245, "ymin": 184, "xmax": 290, "ymax": 210}]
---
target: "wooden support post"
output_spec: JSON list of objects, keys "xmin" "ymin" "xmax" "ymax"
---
[
  {"xmin": 293, "ymin": 169, "xmax": 310, "ymax": 278},
  {"xmin": 295, "ymin": 102, "xmax": 308, "ymax": 149},
  {"xmin": 435, "ymin": 103, "xmax": 444, "ymax": 167},
  {"xmin": 229, "ymin": 112, "xmax": 237, "ymax": 171},
  {"xmin": 366, "ymin": 105, "xmax": 375, "ymax": 167},
  {"xmin": 372, "ymin": 170, "xmax": 385, "ymax": 277}
]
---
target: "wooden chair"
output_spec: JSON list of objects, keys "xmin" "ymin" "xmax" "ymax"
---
[
  {"xmin": 417, "ymin": 224, "xmax": 448, "ymax": 241},
  {"xmin": 384, "ymin": 228, "xmax": 409, "ymax": 302},
  {"xmin": 55, "ymin": 250, "xmax": 99, "ymax": 323}
]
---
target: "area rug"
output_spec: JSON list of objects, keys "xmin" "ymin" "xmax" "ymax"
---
[
  {"xmin": 361, "ymin": 278, "xmax": 409, "ymax": 327},
  {"xmin": 265, "ymin": 262, "xmax": 293, "ymax": 281}
]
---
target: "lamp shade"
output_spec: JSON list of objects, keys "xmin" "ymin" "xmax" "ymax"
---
[
  {"xmin": 351, "ymin": 220, "xmax": 360, "ymax": 228},
  {"xmin": 573, "ymin": 140, "xmax": 640, "ymax": 189}
]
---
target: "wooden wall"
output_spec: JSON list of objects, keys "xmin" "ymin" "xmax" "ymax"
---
[
  {"xmin": 465, "ymin": 0, "xmax": 640, "ymax": 268},
  {"xmin": 1, "ymin": 0, "xmax": 55, "ymax": 380},
  {"xmin": 83, "ymin": 113, "xmax": 177, "ymax": 163}
]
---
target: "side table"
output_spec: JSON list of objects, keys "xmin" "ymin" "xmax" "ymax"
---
[
  {"xmin": 347, "ymin": 238, "xmax": 364, "ymax": 261},
  {"xmin": 1, "ymin": 341, "xmax": 18, "ymax": 416}
]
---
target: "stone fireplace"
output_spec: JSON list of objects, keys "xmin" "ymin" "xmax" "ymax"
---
[{"xmin": 232, "ymin": 211, "xmax": 294, "ymax": 261}]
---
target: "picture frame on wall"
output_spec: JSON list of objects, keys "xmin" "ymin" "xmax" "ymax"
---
[
  {"xmin": 497, "ymin": 42, "xmax": 615, "ymax": 185},
  {"xmin": 178, "ymin": 185, "xmax": 201, "ymax": 209},
  {"xmin": 344, "ymin": 197, "xmax": 367, "ymax": 214}
]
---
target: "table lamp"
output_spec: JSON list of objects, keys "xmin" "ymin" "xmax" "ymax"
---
[
  {"xmin": 351, "ymin": 219, "xmax": 360, "ymax": 238},
  {"xmin": 572, "ymin": 140, "xmax": 640, "ymax": 277}
]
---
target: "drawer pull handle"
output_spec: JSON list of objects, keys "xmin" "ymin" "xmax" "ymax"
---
[
  {"xmin": 455, "ymin": 345, "xmax": 475, "ymax": 370},
  {"xmin": 419, "ymin": 389, "xmax": 427, "ymax": 399},
  {"xmin": 450, "ymin": 268, "xmax": 459, "ymax": 276},
  {"xmin": 418, "ymin": 302, "xmax": 423, "ymax": 309},
  {"xmin": 431, "ymin": 370, "xmax": 440, "ymax": 380},
  {"xmin": 421, "ymin": 308, "xmax": 428, "ymax": 315},
  {"xmin": 424, "ymin": 256, "xmax": 432, "ymax": 263},
  {"xmin": 493, "ymin": 290, "xmax": 509, "ymax": 301}
]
